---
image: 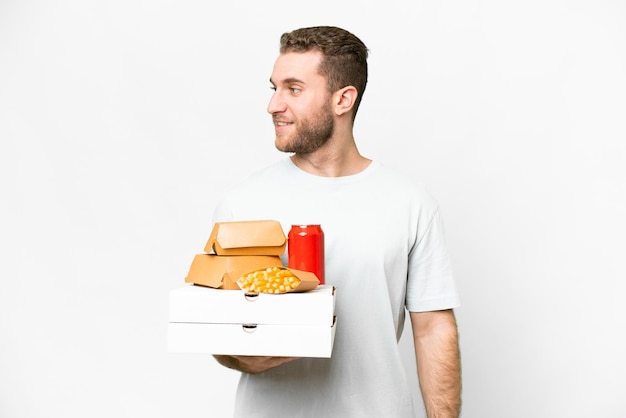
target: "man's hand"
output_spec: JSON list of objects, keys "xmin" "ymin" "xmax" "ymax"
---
[{"xmin": 213, "ymin": 355, "xmax": 299, "ymax": 374}]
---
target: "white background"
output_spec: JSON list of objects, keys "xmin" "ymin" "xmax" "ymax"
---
[{"xmin": 1, "ymin": 1, "xmax": 625, "ymax": 417}]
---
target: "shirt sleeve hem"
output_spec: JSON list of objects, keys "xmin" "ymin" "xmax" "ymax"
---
[{"xmin": 406, "ymin": 296, "xmax": 461, "ymax": 313}]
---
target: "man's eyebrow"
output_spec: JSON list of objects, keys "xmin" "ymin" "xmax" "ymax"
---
[{"xmin": 269, "ymin": 77, "xmax": 306, "ymax": 86}]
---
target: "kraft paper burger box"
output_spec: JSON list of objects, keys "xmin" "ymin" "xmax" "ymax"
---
[
  {"xmin": 204, "ymin": 220, "xmax": 287, "ymax": 256},
  {"xmin": 184, "ymin": 253, "xmax": 284, "ymax": 290},
  {"xmin": 167, "ymin": 284, "xmax": 337, "ymax": 357}
]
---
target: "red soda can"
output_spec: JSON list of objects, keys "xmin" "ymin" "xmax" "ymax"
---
[{"xmin": 288, "ymin": 225, "xmax": 325, "ymax": 285}]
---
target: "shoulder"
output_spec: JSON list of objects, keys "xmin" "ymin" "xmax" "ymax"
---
[{"xmin": 371, "ymin": 162, "xmax": 439, "ymax": 209}]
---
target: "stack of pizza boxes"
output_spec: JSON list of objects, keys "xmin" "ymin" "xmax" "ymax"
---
[{"xmin": 168, "ymin": 220, "xmax": 337, "ymax": 357}]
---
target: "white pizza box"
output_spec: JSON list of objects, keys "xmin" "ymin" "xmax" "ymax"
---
[
  {"xmin": 169, "ymin": 284, "xmax": 336, "ymax": 326},
  {"xmin": 167, "ymin": 317, "xmax": 336, "ymax": 358}
]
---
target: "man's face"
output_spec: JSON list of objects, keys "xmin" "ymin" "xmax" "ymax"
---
[{"xmin": 268, "ymin": 51, "xmax": 334, "ymax": 154}]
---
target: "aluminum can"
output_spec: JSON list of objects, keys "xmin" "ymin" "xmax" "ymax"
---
[{"xmin": 288, "ymin": 225, "xmax": 325, "ymax": 285}]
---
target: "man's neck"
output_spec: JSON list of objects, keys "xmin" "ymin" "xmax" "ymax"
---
[{"xmin": 290, "ymin": 143, "xmax": 371, "ymax": 177}]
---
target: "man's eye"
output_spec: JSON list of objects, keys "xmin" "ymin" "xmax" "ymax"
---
[
  {"xmin": 289, "ymin": 87, "xmax": 301, "ymax": 94},
  {"xmin": 269, "ymin": 86, "xmax": 277, "ymax": 91}
]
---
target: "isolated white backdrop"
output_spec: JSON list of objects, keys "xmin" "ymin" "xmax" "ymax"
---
[{"xmin": 1, "ymin": 1, "xmax": 625, "ymax": 417}]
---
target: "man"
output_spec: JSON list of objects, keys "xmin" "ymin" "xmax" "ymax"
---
[{"xmin": 213, "ymin": 26, "xmax": 461, "ymax": 418}]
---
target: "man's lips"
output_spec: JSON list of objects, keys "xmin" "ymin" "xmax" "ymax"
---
[{"xmin": 273, "ymin": 119, "xmax": 293, "ymax": 131}]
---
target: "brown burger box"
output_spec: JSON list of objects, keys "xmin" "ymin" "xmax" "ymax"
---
[
  {"xmin": 184, "ymin": 253, "xmax": 284, "ymax": 290},
  {"xmin": 204, "ymin": 220, "xmax": 287, "ymax": 256}
]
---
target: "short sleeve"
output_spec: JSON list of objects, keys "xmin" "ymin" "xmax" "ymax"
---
[{"xmin": 405, "ymin": 208, "xmax": 460, "ymax": 312}]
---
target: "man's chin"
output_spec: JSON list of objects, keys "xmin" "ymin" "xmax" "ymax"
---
[{"xmin": 274, "ymin": 138, "xmax": 294, "ymax": 153}]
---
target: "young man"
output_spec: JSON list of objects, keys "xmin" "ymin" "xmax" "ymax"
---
[{"xmin": 213, "ymin": 26, "xmax": 461, "ymax": 418}]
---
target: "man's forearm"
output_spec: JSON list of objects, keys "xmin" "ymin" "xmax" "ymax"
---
[{"xmin": 411, "ymin": 310, "xmax": 461, "ymax": 418}]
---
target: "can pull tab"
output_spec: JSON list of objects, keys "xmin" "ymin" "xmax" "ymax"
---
[
  {"xmin": 242, "ymin": 324, "xmax": 258, "ymax": 333},
  {"xmin": 244, "ymin": 292, "xmax": 259, "ymax": 302}
]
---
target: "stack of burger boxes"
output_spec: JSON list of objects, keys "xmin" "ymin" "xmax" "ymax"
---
[{"xmin": 168, "ymin": 220, "xmax": 337, "ymax": 357}]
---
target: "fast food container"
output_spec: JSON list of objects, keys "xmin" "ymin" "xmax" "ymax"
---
[
  {"xmin": 167, "ymin": 284, "xmax": 337, "ymax": 357},
  {"xmin": 205, "ymin": 220, "xmax": 287, "ymax": 256}
]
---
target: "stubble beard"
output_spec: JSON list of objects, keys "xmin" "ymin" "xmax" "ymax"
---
[{"xmin": 274, "ymin": 102, "xmax": 334, "ymax": 155}]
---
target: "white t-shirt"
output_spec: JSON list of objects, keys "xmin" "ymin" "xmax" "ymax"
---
[{"xmin": 212, "ymin": 158, "xmax": 460, "ymax": 418}]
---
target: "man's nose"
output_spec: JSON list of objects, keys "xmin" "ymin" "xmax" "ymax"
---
[{"xmin": 267, "ymin": 91, "xmax": 286, "ymax": 114}]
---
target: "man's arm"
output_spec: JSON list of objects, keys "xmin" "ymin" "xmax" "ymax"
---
[
  {"xmin": 213, "ymin": 355, "xmax": 298, "ymax": 375},
  {"xmin": 410, "ymin": 309, "xmax": 461, "ymax": 418}
]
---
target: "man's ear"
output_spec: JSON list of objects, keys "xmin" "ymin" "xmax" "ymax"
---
[{"xmin": 333, "ymin": 86, "xmax": 358, "ymax": 116}]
